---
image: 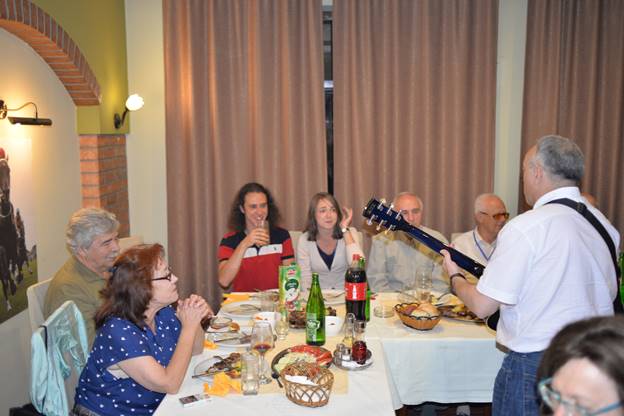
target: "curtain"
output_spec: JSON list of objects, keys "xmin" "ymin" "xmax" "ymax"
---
[
  {"xmin": 332, "ymin": 0, "xmax": 499, "ymax": 242},
  {"xmin": 521, "ymin": 0, "xmax": 624, "ymax": 240},
  {"xmin": 163, "ymin": 0, "xmax": 326, "ymax": 308}
]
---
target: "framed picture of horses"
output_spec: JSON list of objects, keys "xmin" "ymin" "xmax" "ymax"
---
[{"xmin": 0, "ymin": 138, "xmax": 38, "ymax": 324}]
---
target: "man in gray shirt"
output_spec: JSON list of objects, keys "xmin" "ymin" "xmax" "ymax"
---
[{"xmin": 367, "ymin": 192, "xmax": 448, "ymax": 293}]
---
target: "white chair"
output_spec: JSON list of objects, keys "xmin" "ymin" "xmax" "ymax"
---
[
  {"xmin": 119, "ymin": 235, "xmax": 144, "ymax": 251},
  {"xmin": 30, "ymin": 300, "xmax": 88, "ymax": 416},
  {"xmin": 26, "ymin": 278, "xmax": 52, "ymax": 332},
  {"xmin": 289, "ymin": 230, "xmax": 302, "ymax": 253}
]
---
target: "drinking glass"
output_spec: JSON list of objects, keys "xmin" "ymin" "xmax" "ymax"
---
[
  {"xmin": 416, "ymin": 265, "xmax": 433, "ymax": 303},
  {"xmin": 260, "ymin": 291, "xmax": 276, "ymax": 312},
  {"xmin": 250, "ymin": 321, "xmax": 274, "ymax": 384},
  {"xmin": 241, "ymin": 352, "xmax": 259, "ymax": 395},
  {"xmin": 255, "ymin": 218, "xmax": 270, "ymax": 247},
  {"xmin": 275, "ymin": 305, "xmax": 289, "ymax": 340}
]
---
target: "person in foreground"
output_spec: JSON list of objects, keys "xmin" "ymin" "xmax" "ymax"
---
[
  {"xmin": 45, "ymin": 207, "xmax": 120, "ymax": 346},
  {"xmin": 537, "ymin": 315, "xmax": 624, "ymax": 416},
  {"xmin": 297, "ymin": 192, "xmax": 364, "ymax": 290},
  {"xmin": 367, "ymin": 192, "xmax": 449, "ymax": 293},
  {"xmin": 218, "ymin": 182, "xmax": 294, "ymax": 291},
  {"xmin": 73, "ymin": 244, "xmax": 213, "ymax": 416},
  {"xmin": 441, "ymin": 135, "xmax": 619, "ymax": 416},
  {"xmin": 452, "ymin": 193, "xmax": 509, "ymax": 265}
]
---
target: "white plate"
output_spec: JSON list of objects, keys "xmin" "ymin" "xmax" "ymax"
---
[
  {"xmin": 193, "ymin": 357, "xmax": 221, "ymax": 381},
  {"xmin": 206, "ymin": 329, "xmax": 252, "ymax": 348},
  {"xmin": 300, "ymin": 290, "xmax": 345, "ymax": 306},
  {"xmin": 220, "ymin": 300, "xmax": 261, "ymax": 319}
]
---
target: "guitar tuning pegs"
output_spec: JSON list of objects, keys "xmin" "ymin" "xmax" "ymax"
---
[
  {"xmin": 380, "ymin": 198, "xmax": 387, "ymax": 204},
  {"xmin": 386, "ymin": 204, "xmax": 394, "ymax": 214},
  {"xmin": 366, "ymin": 218, "xmax": 373, "ymax": 226},
  {"xmin": 376, "ymin": 224, "xmax": 382, "ymax": 231}
]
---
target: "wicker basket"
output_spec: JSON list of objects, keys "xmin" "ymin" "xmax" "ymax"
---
[
  {"xmin": 395, "ymin": 303, "xmax": 441, "ymax": 330},
  {"xmin": 279, "ymin": 361, "xmax": 334, "ymax": 407}
]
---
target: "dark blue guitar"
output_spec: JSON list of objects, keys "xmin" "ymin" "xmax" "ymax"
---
[{"xmin": 362, "ymin": 198, "xmax": 499, "ymax": 330}]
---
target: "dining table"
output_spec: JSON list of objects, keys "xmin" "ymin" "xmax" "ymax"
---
[
  {"xmin": 369, "ymin": 293, "xmax": 505, "ymax": 408},
  {"xmin": 154, "ymin": 291, "xmax": 505, "ymax": 414},
  {"xmin": 154, "ymin": 296, "xmax": 396, "ymax": 415}
]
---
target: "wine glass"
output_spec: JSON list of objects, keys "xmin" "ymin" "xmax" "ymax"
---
[{"xmin": 250, "ymin": 321, "xmax": 274, "ymax": 384}]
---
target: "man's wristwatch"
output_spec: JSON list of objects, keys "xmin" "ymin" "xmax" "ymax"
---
[{"xmin": 449, "ymin": 272, "xmax": 466, "ymax": 296}]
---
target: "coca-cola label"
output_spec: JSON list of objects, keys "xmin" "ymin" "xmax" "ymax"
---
[{"xmin": 345, "ymin": 282, "xmax": 367, "ymax": 301}]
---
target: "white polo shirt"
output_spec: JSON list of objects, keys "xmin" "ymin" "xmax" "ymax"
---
[
  {"xmin": 477, "ymin": 187, "xmax": 619, "ymax": 352},
  {"xmin": 452, "ymin": 228, "xmax": 496, "ymax": 265}
]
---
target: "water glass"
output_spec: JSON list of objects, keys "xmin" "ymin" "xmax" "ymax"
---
[
  {"xmin": 416, "ymin": 266, "xmax": 433, "ymax": 303},
  {"xmin": 275, "ymin": 306, "xmax": 289, "ymax": 340},
  {"xmin": 241, "ymin": 352, "xmax": 259, "ymax": 395},
  {"xmin": 260, "ymin": 291, "xmax": 276, "ymax": 312}
]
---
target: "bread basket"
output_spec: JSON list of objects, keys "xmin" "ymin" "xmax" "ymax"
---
[
  {"xmin": 395, "ymin": 302, "xmax": 441, "ymax": 330},
  {"xmin": 279, "ymin": 361, "xmax": 334, "ymax": 407}
]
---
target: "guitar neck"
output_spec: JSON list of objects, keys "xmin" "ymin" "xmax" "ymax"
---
[{"xmin": 397, "ymin": 222, "xmax": 485, "ymax": 278}]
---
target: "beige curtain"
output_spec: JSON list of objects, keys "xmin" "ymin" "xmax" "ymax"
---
[
  {"xmin": 332, "ymin": 0, "xmax": 499, "ymax": 242},
  {"xmin": 521, "ymin": 0, "xmax": 624, "ymax": 240},
  {"xmin": 163, "ymin": 0, "xmax": 326, "ymax": 308}
]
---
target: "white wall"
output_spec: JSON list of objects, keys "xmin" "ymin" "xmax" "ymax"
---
[
  {"xmin": 0, "ymin": 29, "xmax": 82, "ymax": 409},
  {"xmin": 125, "ymin": 0, "xmax": 168, "ymax": 249}
]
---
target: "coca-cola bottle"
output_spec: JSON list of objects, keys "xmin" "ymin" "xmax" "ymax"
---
[{"xmin": 345, "ymin": 254, "xmax": 367, "ymax": 321}]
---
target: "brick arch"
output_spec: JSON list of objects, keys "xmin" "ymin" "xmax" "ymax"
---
[{"xmin": 0, "ymin": 0, "xmax": 100, "ymax": 105}]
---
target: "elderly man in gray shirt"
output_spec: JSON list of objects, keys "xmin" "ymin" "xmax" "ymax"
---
[{"xmin": 367, "ymin": 192, "xmax": 448, "ymax": 294}]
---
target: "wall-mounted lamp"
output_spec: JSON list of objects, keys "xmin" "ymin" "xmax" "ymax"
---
[
  {"xmin": 114, "ymin": 94, "xmax": 144, "ymax": 129},
  {"xmin": 0, "ymin": 99, "xmax": 53, "ymax": 126}
]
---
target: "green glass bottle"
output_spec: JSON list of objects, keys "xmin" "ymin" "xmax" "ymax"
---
[
  {"xmin": 306, "ymin": 273, "xmax": 325, "ymax": 346},
  {"xmin": 365, "ymin": 283, "xmax": 371, "ymax": 322}
]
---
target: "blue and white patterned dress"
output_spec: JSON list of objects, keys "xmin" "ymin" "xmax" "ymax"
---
[{"xmin": 74, "ymin": 306, "xmax": 181, "ymax": 415}]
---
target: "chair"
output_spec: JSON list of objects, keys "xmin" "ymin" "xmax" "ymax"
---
[
  {"xmin": 118, "ymin": 235, "xmax": 144, "ymax": 251},
  {"xmin": 30, "ymin": 300, "xmax": 88, "ymax": 416},
  {"xmin": 289, "ymin": 230, "xmax": 302, "ymax": 253},
  {"xmin": 26, "ymin": 278, "xmax": 52, "ymax": 332}
]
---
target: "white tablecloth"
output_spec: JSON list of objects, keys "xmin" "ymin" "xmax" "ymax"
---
[
  {"xmin": 154, "ymin": 331, "xmax": 395, "ymax": 415},
  {"xmin": 369, "ymin": 293, "xmax": 505, "ymax": 407}
]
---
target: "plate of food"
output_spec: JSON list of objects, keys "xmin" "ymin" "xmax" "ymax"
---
[
  {"xmin": 271, "ymin": 345, "xmax": 333, "ymax": 375},
  {"xmin": 193, "ymin": 352, "xmax": 242, "ymax": 381},
  {"xmin": 220, "ymin": 300, "xmax": 261, "ymax": 319},
  {"xmin": 438, "ymin": 303, "xmax": 483, "ymax": 323},
  {"xmin": 288, "ymin": 307, "xmax": 337, "ymax": 329}
]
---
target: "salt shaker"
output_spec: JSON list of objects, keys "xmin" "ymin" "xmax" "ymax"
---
[{"xmin": 342, "ymin": 312, "xmax": 355, "ymax": 348}]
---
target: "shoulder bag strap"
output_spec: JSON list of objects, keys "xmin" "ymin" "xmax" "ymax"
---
[{"xmin": 547, "ymin": 198, "xmax": 622, "ymax": 313}]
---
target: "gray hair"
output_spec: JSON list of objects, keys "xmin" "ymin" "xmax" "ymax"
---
[
  {"xmin": 66, "ymin": 208, "xmax": 119, "ymax": 255},
  {"xmin": 393, "ymin": 192, "xmax": 424, "ymax": 211},
  {"xmin": 533, "ymin": 135, "xmax": 584, "ymax": 184},
  {"xmin": 474, "ymin": 193, "xmax": 498, "ymax": 214}
]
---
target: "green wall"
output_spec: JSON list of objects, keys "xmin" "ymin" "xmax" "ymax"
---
[{"xmin": 33, "ymin": 0, "xmax": 129, "ymax": 134}]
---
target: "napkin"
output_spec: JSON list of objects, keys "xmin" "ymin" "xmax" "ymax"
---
[
  {"xmin": 222, "ymin": 293, "xmax": 250, "ymax": 305},
  {"xmin": 285, "ymin": 375, "xmax": 317, "ymax": 386}
]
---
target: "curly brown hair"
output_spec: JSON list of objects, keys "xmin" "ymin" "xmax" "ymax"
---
[
  {"xmin": 227, "ymin": 182, "xmax": 281, "ymax": 233},
  {"xmin": 95, "ymin": 243, "xmax": 165, "ymax": 329}
]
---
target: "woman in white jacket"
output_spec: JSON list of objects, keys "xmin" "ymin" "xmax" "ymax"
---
[{"xmin": 297, "ymin": 192, "xmax": 364, "ymax": 290}]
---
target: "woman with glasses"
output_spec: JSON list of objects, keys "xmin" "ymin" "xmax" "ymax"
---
[
  {"xmin": 537, "ymin": 315, "xmax": 624, "ymax": 416},
  {"xmin": 73, "ymin": 244, "xmax": 213, "ymax": 416}
]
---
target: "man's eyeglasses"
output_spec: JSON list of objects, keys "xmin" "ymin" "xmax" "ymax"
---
[
  {"xmin": 152, "ymin": 267, "xmax": 173, "ymax": 282},
  {"xmin": 479, "ymin": 211, "xmax": 510, "ymax": 221},
  {"xmin": 538, "ymin": 377, "xmax": 622, "ymax": 416}
]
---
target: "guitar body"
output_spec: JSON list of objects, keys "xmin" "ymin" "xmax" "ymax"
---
[{"xmin": 362, "ymin": 198, "xmax": 499, "ymax": 330}]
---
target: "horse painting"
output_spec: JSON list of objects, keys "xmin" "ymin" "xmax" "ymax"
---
[{"xmin": 0, "ymin": 153, "xmax": 19, "ymax": 310}]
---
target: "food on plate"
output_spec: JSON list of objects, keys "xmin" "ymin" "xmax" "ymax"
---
[
  {"xmin": 229, "ymin": 322, "xmax": 240, "ymax": 331},
  {"xmin": 273, "ymin": 345, "xmax": 333, "ymax": 373},
  {"xmin": 208, "ymin": 352, "xmax": 242, "ymax": 378},
  {"xmin": 326, "ymin": 306, "xmax": 337, "ymax": 316},
  {"xmin": 203, "ymin": 372, "xmax": 241, "ymax": 396},
  {"xmin": 289, "ymin": 310, "xmax": 306, "ymax": 328},
  {"xmin": 438, "ymin": 303, "xmax": 481, "ymax": 321}
]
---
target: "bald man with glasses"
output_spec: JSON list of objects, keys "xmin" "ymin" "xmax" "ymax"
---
[{"xmin": 452, "ymin": 193, "xmax": 509, "ymax": 265}]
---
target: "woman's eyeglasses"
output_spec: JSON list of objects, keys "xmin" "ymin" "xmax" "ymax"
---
[
  {"xmin": 152, "ymin": 267, "xmax": 173, "ymax": 282},
  {"xmin": 538, "ymin": 377, "xmax": 622, "ymax": 416},
  {"xmin": 478, "ymin": 211, "xmax": 510, "ymax": 221}
]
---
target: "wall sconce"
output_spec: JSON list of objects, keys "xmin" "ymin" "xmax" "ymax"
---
[
  {"xmin": 0, "ymin": 99, "xmax": 53, "ymax": 126},
  {"xmin": 114, "ymin": 94, "xmax": 144, "ymax": 129}
]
